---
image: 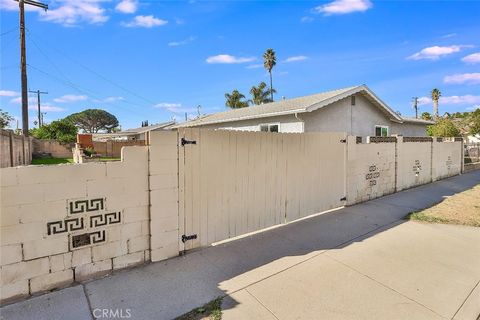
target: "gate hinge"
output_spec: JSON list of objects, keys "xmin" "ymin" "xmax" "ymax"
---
[
  {"xmin": 181, "ymin": 234, "xmax": 197, "ymax": 243},
  {"xmin": 340, "ymin": 196, "xmax": 347, "ymax": 201},
  {"xmin": 181, "ymin": 138, "xmax": 197, "ymax": 146},
  {"xmin": 340, "ymin": 139, "xmax": 347, "ymax": 143}
]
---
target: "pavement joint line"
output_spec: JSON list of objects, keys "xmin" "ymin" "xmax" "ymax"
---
[
  {"xmin": 82, "ymin": 283, "xmax": 96, "ymax": 320},
  {"xmin": 225, "ymin": 218, "xmax": 406, "ymax": 298},
  {"xmin": 323, "ymin": 254, "xmax": 448, "ymax": 320},
  {"xmin": 451, "ymin": 279, "xmax": 480, "ymax": 320},
  {"xmin": 245, "ymin": 288, "xmax": 281, "ymax": 320}
]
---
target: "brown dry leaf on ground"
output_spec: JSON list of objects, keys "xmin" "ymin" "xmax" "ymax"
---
[{"xmin": 409, "ymin": 185, "xmax": 480, "ymax": 227}]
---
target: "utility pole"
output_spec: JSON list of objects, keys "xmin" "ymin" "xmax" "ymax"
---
[
  {"xmin": 29, "ymin": 89, "xmax": 48, "ymax": 127},
  {"xmin": 412, "ymin": 97, "xmax": 419, "ymax": 119},
  {"xmin": 17, "ymin": 0, "xmax": 48, "ymax": 136}
]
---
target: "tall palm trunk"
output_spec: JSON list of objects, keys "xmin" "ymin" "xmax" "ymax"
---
[
  {"xmin": 269, "ymin": 71, "xmax": 273, "ymax": 101},
  {"xmin": 433, "ymin": 100, "xmax": 439, "ymax": 119}
]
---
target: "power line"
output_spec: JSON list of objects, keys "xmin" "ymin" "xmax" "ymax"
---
[{"xmin": 0, "ymin": 28, "xmax": 16, "ymax": 37}]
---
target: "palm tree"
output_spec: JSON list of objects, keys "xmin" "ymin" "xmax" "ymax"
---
[
  {"xmin": 249, "ymin": 82, "xmax": 276, "ymax": 105},
  {"xmin": 431, "ymin": 88, "xmax": 441, "ymax": 119},
  {"xmin": 263, "ymin": 48, "xmax": 277, "ymax": 101},
  {"xmin": 225, "ymin": 90, "xmax": 249, "ymax": 109}
]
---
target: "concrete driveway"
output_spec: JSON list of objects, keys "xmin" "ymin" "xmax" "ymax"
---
[{"xmin": 1, "ymin": 171, "xmax": 479, "ymax": 320}]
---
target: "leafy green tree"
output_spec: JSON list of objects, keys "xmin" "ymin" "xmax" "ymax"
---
[
  {"xmin": 431, "ymin": 88, "xmax": 441, "ymax": 119},
  {"xmin": 421, "ymin": 112, "xmax": 433, "ymax": 120},
  {"xmin": 427, "ymin": 118, "xmax": 460, "ymax": 137},
  {"xmin": 469, "ymin": 109, "xmax": 480, "ymax": 135},
  {"xmin": 263, "ymin": 49, "xmax": 277, "ymax": 101},
  {"xmin": 249, "ymin": 82, "xmax": 276, "ymax": 105},
  {"xmin": 31, "ymin": 119, "xmax": 78, "ymax": 143},
  {"xmin": 0, "ymin": 109, "xmax": 13, "ymax": 129},
  {"xmin": 65, "ymin": 109, "xmax": 119, "ymax": 133},
  {"xmin": 225, "ymin": 90, "xmax": 249, "ymax": 109}
]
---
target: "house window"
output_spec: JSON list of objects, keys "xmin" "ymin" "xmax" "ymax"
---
[
  {"xmin": 259, "ymin": 124, "xmax": 280, "ymax": 132},
  {"xmin": 351, "ymin": 95, "xmax": 356, "ymax": 106},
  {"xmin": 375, "ymin": 125, "xmax": 389, "ymax": 137}
]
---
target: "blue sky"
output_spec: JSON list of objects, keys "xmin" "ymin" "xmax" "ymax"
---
[{"xmin": 1, "ymin": 0, "xmax": 479, "ymax": 130}]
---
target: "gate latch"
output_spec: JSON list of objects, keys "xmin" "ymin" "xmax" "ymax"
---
[
  {"xmin": 181, "ymin": 138, "xmax": 197, "ymax": 146},
  {"xmin": 182, "ymin": 234, "xmax": 198, "ymax": 243},
  {"xmin": 340, "ymin": 139, "xmax": 347, "ymax": 143}
]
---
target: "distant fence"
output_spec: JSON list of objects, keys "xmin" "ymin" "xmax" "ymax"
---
[
  {"xmin": 32, "ymin": 139, "xmax": 74, "ymax": 158},
  {"xmin": 465, "ymin": 142, "xmax": 480, "ymax": 164},
  {"xmin": 0, "ymin": 129, "xmax": 32, "ymax": 168},
  {"xmin": 92, "ymin": 140, "xmax": 146, "ymax": 158}
]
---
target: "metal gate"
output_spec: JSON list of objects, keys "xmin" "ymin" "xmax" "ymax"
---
[{"xmin": 178, "ymin": 128, "xmax": 347, "ymax": 251}]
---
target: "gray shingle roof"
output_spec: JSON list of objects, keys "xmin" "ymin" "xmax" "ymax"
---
[{"xmin": 174, "ymin": 85, "xmax": 407, "ymax": 128}]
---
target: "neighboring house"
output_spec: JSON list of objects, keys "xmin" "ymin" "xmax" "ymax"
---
[
  {"xmin": 92, "ymin": 121, "xmax": 175, "ymax": 142},
  {"xmin": 175, "ymin": 85, "xmax": 434, "ymax": 137}
]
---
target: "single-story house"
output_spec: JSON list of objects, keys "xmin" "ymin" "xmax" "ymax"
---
[
  {"xmin": 92, "ymin": 121, "xmax": 175, "ymax": 142},
  {"xmin": 175, "ymin": 85, "xmax": 434, "ymax": 137}
]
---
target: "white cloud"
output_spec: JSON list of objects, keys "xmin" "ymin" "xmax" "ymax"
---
[
  {"xmin": 39, "ymin": 0, "xmax": 109, "ymax": 26},
  {"xmin": 300, "ymin": 16, "xmax": 314, "ymax": 23},
  {"xmin": 168, "ymin": 36, "xmax": 195, "ymax": 47},
  {"xmin": 122, "ymin": 15, "xmax": 168, "ymax": 28},
  {"xmin": 417, "ymin": 95, "xmax": 480, "ymax": 106},
  {"xmin": 206, "ymin": 54, "xmax": 255, "ymax": 64},
  {"xmin": 441, "ymin": 33, "xmax": 457, "ymax": 39},
  {"xmin": 246, "ymin": 64, "xmax": 263, "ymax": 69},
  {"xmin": 444, "ymin": 73, "xmax": 480, "ymax": 85},
  {"xmin": 462, "ymin": 52, "xmax": 480, "ymax": 64},
  {"xmin": 466, "ymin": 105, "xmax": 480, "ymax": 111},
  {"xmin": 407, "ymin": 45, "xmax": 470, "ymax": 60},
  {"xmin": 53, "ymin": 94, "xmax": 88, "ymax": 103},
  {"xmin": 284, "ymin": 55, "xmax": 308, "ymax": 63},
  {"xmin": 115, "ymin": 0, "xmax": 138, "ymax": 14},
  {"xmin": 28, "ymin": 104, "xmax": 65, "ymax": 112},
  {"xmin": 96, "ymin": 96, "xmax": 125, "ymax": 103},
  {"xmin": 154, "ymin": 102, "xmax": 196, "ymax": 114},
  {"xmin": 0, "ymin": 90, "xmax": 19, "ymax": 97},
  {"xmin": 315, "ymin": 0, "xmax": 372, "ymax": 15}
]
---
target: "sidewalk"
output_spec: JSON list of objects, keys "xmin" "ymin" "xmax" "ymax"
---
[{"xmin": 1, "ymin": 171, "xmax": 479, "ymax": 320}]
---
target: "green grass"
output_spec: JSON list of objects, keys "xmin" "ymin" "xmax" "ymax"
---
[
  {"xmin": 175, "ymin": 297, "xmax": 223, "ymax": 320},
  {"xmin": 407, "ymin": 211, "xmax": 451, "ymax": 224},
  {"xmin": 31, "ymin": 157, "xmax": 120, "ymax": 165}
]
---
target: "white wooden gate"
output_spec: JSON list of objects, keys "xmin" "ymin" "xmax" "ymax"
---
[{"xmin": 178, "ymin": 128, "xmax": 347, "ymax": 251}]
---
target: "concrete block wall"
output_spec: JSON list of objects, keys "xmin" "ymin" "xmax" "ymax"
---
[
  {"xmin": 32, "ymin": 139, "xmax": 74, "ymax": 158},
  {"xmin": 0, "ymin": 129, "xmax": 32, "ymax": 168},
  {"xmin": 432, "ymin": 140, "xmax": 462, "ymax": 181},
  {"xmin": 346, "ymin": 136, "xmax": 396, "ymax": 205},
  {"xmin": 396, "ymin": 137, "xmax": 433, "ymax": 191},
  {"xmin": 0, "ymin": 146, "xmax": 151, "ymax": 304},
  {"xmin": 148, "ymin": 131, "xmax": 179, "ymax": 262}
]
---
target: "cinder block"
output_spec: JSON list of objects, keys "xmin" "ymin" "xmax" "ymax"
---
[
  {"xmin": 149, "ymin": 145, "xmax": 178, "ymax": 161},
  {"xmin": 121, "ymin": 146, "xmax": 148, "ymax": 164},
  {"xmin": 150, "ymin": 189, "xmax": 178, "ymax": 207},
  {"xmin": 1, "ymin": 222, "xmax": 45, "ymax": 246},
  {"xmin": 112, "ymin": 252, "xmax": 144, "ymax": 270},
  {"xmin": 43, "ymin": 181, "xmax": 87, "ymax": 202},
  {"xmin": 128, "ymin": 235, "xmax": 149, "ymax": 253},
  {"xmin": 1, "ymin": 244, "xmax": 23, "ymax": 266},
  {"xmin": 1, "ymin": 258, "xmax": 49, "ymax": 285},
  {"xmin": 150, "ymin": 230, "xmax": 178, "ymax": 250},
  {"xmin": 150, "ymin": 201, "xmax": 178, "ymax": 219},
  {"xmin": 123, "ymin": 178, "xmax": 149, "ymax": 195},
  {"xmin": 30, "ymin": 269, "xmax": 73, "ymax": 294},
  {"xmin": 74, "ymin": 259, "xmax": 112, "ymax": 282},
  {"xmin": 123, "ymin": 206, "xmax": 149, "ymax": 224},
  {"xmin": 1, "ymin": 184, "xmax": 45, "ymax": 206},
  {"xmin": 71, "ymin": 247, "xmax": 92, "ymax": 267},
  {"xmin": 121, "ymin": 222, "xmax": 143, "ymax": 240},
  {"xmin": 23, "ymin": 237, "xmax": 69, "ymax": 260},
  {"xmin": 144, "ymin": 250, "xmax": 150, "ymax": 262},
  {"xmin": 0, "ymin": 280, "xmax": 28, "ymax": 304},
  {"xmin": 50, "ymin": 252, "xmax": 72, "ymax": 272},
  {"xmin": 149, "ymin": 174, "xmax": 178, "ymax": 190},
  {"xmin": 151, "ymin": 215, "xmax": 178, "ymax": 233},
  {"xmin": 16, "ymin": 165, "xmax": 66, "ymax": 185},
  {"xmin": 86, "ymin": 178, "xmax": 125, "ymax": 198},
  {"xmin": 107, "ymin": 192, "xmax": 149, "ymax": 209},
  {"xmin": 0, "ymin": 167, "xmax": 18, "ymax": 187},
  {"xmin": 149, "ymin": 131, "xmax": 178, "ymax": 147},
  {"xmin": 67, "ymin": 163, "xmax": 107, "ymax": 181},
  {"xmin": 1, "ymin": 200, "xmax": 67, "ymax": 226},
  {"xmin": 141, "ymin": 220, "xmax": 150, "ymax": 236},
  {"xmin": 91, "ymin": 241, "xmax": 127, "ymax": 262},
  {"xmin": 106, "ymin": 161, "xmax": 148, "ymax": 179},
  {"xmin": 149, "ymin": 159, "xmax": 178, "ymax": 175},
  {"xmin": 150, "ymin": 243, "xmax": 179, "ymax": 262}
]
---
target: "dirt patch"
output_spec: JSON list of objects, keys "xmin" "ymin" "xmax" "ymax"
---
[{"xmin": 408, "ymin": 185, "xmax": 480, "ymax": 227}]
